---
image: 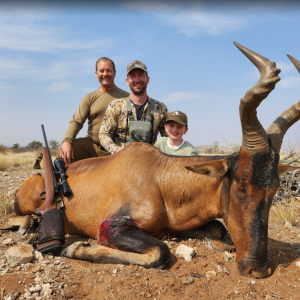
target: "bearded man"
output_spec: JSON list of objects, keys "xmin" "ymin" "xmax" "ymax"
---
[
  {"xmin": 99, "ymin": 60, "xmax": 168, "ymax": 154},
  {"xmin": 57, "ymin": 57, "xmax": 129, "ymax": 163}
]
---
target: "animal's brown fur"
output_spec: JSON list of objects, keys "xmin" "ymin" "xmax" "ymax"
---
[{"xmin": 13, "ymin": 43, "xmax": 300, "ymax": 278}]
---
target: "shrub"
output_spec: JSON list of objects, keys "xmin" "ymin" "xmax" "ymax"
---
[
  {"xmin": 272, "ymin": 199, "xmax": 296, "ymax": 224},
  {"xmin": 49, "ymin": 139, "xmax": 60, "ymax": 149},
  {"xmin": 0, "ymin": 155, "xmax": 11, "ymax": 171},
  {"xmin": 26, "ymin": 140, "xmax": 43, "ymax": 150},
  {"xmin": 0, "ymin": 144, "xmax": 8, "ymax": 154}
]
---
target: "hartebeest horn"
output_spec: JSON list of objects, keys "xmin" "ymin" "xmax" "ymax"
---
[
  {"xmin": 234, "ymin": 41, "xmax": 281, "ymax": 153},
  {"xmin": 287, "ymin": 54, "xmax": 300, "ymax": 74},
  {"xmin": 266, "ymin": 55, "xmax": 300, "ymax": 153}
]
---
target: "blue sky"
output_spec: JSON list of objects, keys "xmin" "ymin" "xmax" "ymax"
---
[{"xmin": 1, "ymin": 0, "xmax": 300, "ymax": 149}]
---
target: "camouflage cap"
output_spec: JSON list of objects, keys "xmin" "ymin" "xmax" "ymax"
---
[
  {"xmin": 166, "ymin": 111, "xmax": 188, "ymax": 126},
  {"xmin": 127, "ymin": 60, "xmax": 147, "ymax": 75}
]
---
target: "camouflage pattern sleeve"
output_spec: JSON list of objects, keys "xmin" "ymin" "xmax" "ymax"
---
[
  {"xmin": 156, "ymin": 101, "xmax": 169, "ymax": 138},
  {"xmin": 99, "ymin": 100, "xmax": 121, "ymax": 154}
]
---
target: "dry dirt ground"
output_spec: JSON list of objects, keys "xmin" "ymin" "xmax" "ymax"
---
[{"xmin": 1, "ymin": 166, "xmax": 300, "ymax": 300}]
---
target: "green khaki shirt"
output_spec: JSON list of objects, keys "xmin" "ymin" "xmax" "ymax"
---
[
  {"xmin": 154, "ymin": 137, "xmax": 198, "ymax": 156},
  {"xmin": 99, "ymin": 96, "xmax": 168, "ymax": 154},
  {"xmin": 62, "ymin": 87, "xmax": 129, "ymax": 145}
]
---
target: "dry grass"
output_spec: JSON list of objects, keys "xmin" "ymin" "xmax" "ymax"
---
[
  {"xmin": 0, "ymin": 151, "xmax": 39, "ymax": 171},
  {"xmin": 272, "ymin": 198, "xmax": 297, "ymax": 224},
  {"xmin": 0, "ymin": 156, "xmax": 11, "ymax": 171},
  {"xmin": 0, "ymin": 191, "xmax": 15, "ymax": 214}
]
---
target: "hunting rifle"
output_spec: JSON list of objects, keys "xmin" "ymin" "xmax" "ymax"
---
[{"xmin": 33, "ymin": 124, "xmax": 70, "ymax": 254}]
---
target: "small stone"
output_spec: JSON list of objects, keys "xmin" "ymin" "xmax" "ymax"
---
[
  {"xmin": 32, "ymin": 266, "xmax": 41, "ymax": 273},
  {"xmin": 224, "ymin": 251, "xmax": 236, "ymax": 264},
  {"xmin": 217, "ymin": 265, "xmax": 223, "ymax": 273},
  {"xmin": 296, "ymin": 260, "xmax": 300, "ymax": 268},
  {"xmin": 206, "ymin": 271, "xmax": 217, "ymax": 280},
  {"xmin": 182, "ymin": 275, "xmax": 194, "ymax": 285},
  {"xmin": 29, "ymin": 284, "xmax": 42, "ymax": 292},
  {"xmin": 285, "ymin": 221, "xmax": 292, "ymax": 228},
  {"xmin": 23, "ymin": 291, "xmax": 31, "ymax": 298},
  {"xmin": 3, "ymin": 238, "xmax": 13, "ymax": 245},
  {"xmin": 250, "ymin": 280, "xmax": 256, "ymax": 285},
  {"xmin": 34, "ymin": 251, "xmax": 43, "ymax": 262},
  {"xmin": 112, "ymin": 269, "xmax": 118, "ymax": 274},
  {"xmin": 175, "ymin": 244, "xmax": 195, "ymax": 262},
  {"xmin": 5, "ymin": 244, "xmax": 34, "ymax": 265}
]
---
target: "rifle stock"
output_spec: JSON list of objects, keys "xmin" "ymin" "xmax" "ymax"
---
[
  {"xmin": 33, "ymin": 125, "xmax": 65, "ymax": 255},
  {"xmin": 35, "ymin": 147, "xmax": 57, "ymax": 216}
]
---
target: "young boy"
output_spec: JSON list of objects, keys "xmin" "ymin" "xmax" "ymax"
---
[{"xmin": 154, "ymin": 111, "xmax": 198, "ymax": 156}]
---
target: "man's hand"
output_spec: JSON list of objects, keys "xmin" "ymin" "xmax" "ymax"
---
[{"xmin": 60, "ymin": 142, "xmax": 74, "ymax": 164}]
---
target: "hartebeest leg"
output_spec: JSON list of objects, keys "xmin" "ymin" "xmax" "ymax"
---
[
  {"xmin": 176, "ymin": 220, "xmax": 227, "ymax": 240},
  {"xmin": 62, "ymin": 228, "xmax": 170, "ymax": 269}
]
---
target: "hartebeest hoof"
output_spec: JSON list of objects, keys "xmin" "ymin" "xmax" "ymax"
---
[
  {"xmin": 17, "ymin": 215, "xmax": 35, "ymax": 236},
  {"xmin": 61, "ymin": 242, "xmax": 90, "ymax": 259}
]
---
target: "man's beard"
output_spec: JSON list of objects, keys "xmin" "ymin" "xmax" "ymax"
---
[
  {"xmin": 130, "ymin": 82, "xmax": 147, "ymax": 96},
  {"xmin": 100, "ymin": 78, "xmax": 112, "ymax": 87}
]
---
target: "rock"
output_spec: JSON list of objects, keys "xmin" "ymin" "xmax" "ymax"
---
[
  {"xmin": 3, "ymin": 238, "xmax": 13, "ymax": 245},
  {"xmin": 285, "ymin": 221, "xmax": 292, "ymax": 228},
  {"xmin": 296, "ymin": 260, "xmax": 300, "ymax": 268},
  {"xmin": 34, "ymin": 251, "xmax": 43, "ymax": 262},
  {"xmin": 5, "ymin": 244, "xmax": 34, "ymax": 265},
  {"xmin": 175, "ymin": 244, "xmax": 195, "ymax": 262},
  {"xmin": 206, "ymin": 271, "xmax": 217, "ymax": 280},
  {"xmin": 183, "ymin": 275, "xmax": 194, "ymax": 285},
  {"xmin": 29, "ymin": 284, "xmax": 42, "ymax": 292},
  {"xmin": 224, "ymin": 251, "xmax": 236, "ymax": 264}
]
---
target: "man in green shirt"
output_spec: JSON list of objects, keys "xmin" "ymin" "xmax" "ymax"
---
[
  {"xmin": 58, "ymin": 57, "xmax": 129, "ymax": 163},
  {"xmin": 154, "ymin": 111, "xmax": 198, "ymax": 156}
]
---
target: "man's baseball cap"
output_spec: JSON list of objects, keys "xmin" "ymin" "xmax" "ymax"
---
[
  {"xmin": 127, "ymin": 60, "xmax": 148, "ymax": 75},
  {"xmin": 166, "ymin": 111, "xmax": 188, "ymax": 126}
]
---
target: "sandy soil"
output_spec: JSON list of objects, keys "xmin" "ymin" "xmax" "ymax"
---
[{"xmin": 0, "ymin": 166, "xmax": 300, "ymax": 300}]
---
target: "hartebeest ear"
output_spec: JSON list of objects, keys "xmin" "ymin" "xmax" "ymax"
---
[
  {"xmin": 278, "ymin": 163, "xmax": 300, "ymax": 176},
  {"xmin": 185, "ymin": 159, "xmax": 228, "ymax": 178}
]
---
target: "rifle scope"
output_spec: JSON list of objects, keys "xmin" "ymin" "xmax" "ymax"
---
[{"xmin": 54, "ymin": 158, "xmax": 72, "ymax": 197}]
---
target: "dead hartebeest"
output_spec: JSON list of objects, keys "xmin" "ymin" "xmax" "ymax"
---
[{"xmin": 13, "ymin": 42, "xmax": 300, "ymax": 278}]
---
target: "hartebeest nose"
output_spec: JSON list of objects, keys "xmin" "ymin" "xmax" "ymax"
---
[
  {"xmin": 247, "ymin": 267, "xmax": 272, "ymax": 279},
  {"xmin": 238, "ymin": 259, "xmax": 272, "ymax": 278}
]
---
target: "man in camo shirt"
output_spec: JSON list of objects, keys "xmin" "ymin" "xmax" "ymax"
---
[{"xmin": 99, "ymin": 60, "xmax": 168, "ymax": 154}]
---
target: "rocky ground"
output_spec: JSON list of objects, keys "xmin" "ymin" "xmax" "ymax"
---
[{"xmin": 0, "ymin": 166, "xmax": 300, "ymax": 300}]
